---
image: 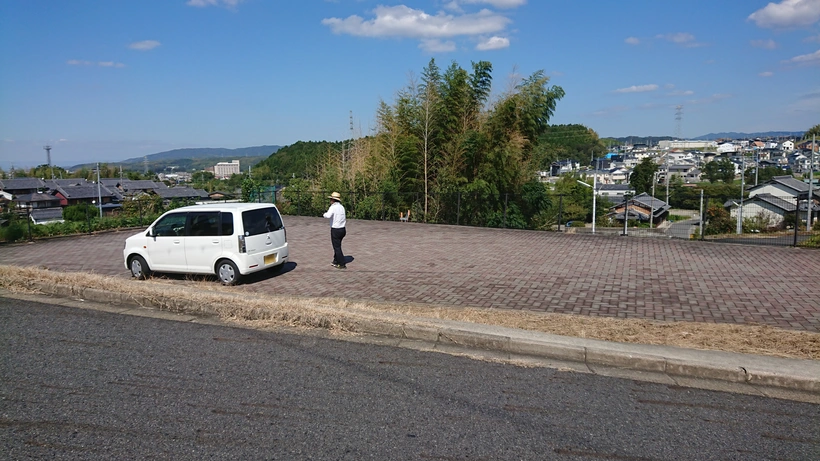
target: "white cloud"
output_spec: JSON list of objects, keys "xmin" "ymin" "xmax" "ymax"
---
[
  {"xmin": 748, "ymin": 0, "xmax": 820, "ymax": 29},
  {"xmin": 322, "ymin": 5, "xmax": 511, "ymax": 39},
  {"xmin": 420, "ymin": 39, "xmax": 457, "ymax": 53},
  {"xmin": 760, "ymin": 71, "xmax": 774, "ymax": 77},
  {"xmin": 750, "ymin": 39, "xmax": 778, "ymax": 49},
  {"xmin": 668, "ymin": 90, "xmax": 695, "ymax": 96},
  {"xmin": 590, "ymin": 105, "xmax": 630, "ymax": 117},
  {"xmin": 783, "ymin": 48, "xmax": 820, "ymax": 64},
  {"xmin": 615, "ymin": 84, "xmax": 659, "ymax": 94},
  {"xmin": 186, "ymin": 0, "xmax": 243, "ymax": 7},
  {"xmin": 657, "ymin": 32, "xmax": 694, "ymax": 44},
  {"xmin": 805, "ymin": 33, "xmax": 820, "ymax": 42},
  {"xmin": 67, "ymin": 60, "xmax": 125, "ymax": 68},
  {"xmin": 688, "ymin": 94, "xmax": 733, "ymax": 105},
  {"xmin": 457, "ymin": 0, "xmax": 526, "ymax": 8},
  {"xmin": 129, "ymin": 40, "xmax": 161, "ymax": 51},
  {"xmin": 624, "ymin": 37, "xmax": 640, "ymax": 45},
  {"xmin": 476, "ymin": 36, "xmax": 509, "ymax": 50},
  {"xmin": 655, "ymin": 32, "xmax": 706, "ymax": 48}
]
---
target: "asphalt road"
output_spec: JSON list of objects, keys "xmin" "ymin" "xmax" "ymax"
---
[{"xmin": 2, "ymin": 297, "xmax": 818, "ymax": 460}]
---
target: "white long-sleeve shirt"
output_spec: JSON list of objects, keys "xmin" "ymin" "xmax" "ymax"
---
[{"xmin": 323, "ymin": 202, "xmax": 346, "ymax": 228}]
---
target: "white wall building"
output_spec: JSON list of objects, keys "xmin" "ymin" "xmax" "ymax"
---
[
  {"xmin": 717, "ymin": 143, "xmax": 739, "ymax": 154},
  {"xmin": 658, "ymin": 140, "xmax": 717, "ymax": 150},
  {"xmin": 214, "ymin": 160, "xmax": 240, "ymax": 179}
]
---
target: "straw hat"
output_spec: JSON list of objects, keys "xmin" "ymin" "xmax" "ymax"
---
[{"xmin": 328, "ymin": 191, "xmax": 342, "ymax": 202}]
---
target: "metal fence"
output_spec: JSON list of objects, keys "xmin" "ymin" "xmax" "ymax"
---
[
  {"xmin": 3, "ymin": 189, "xmax": 817, "ymax": 248},
  {"xmin": 699, "ymin": 193, "xmax": 819, "ymax": 247}
]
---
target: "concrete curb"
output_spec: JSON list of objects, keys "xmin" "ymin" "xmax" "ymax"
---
[{"xmin": 23, "ymin": 281, "xmax": 820, "ymax": 399}]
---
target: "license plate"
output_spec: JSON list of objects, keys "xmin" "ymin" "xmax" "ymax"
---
[{"xmin": 264, "ymin": 253, "xmax": 278, "ymax": 265}]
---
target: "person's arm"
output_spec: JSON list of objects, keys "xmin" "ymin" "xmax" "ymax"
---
[{"xmin": 323, "ymin": 204, "xmax": 333, "ymax": 219}]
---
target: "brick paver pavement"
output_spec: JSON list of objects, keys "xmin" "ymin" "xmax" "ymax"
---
[{"xmin": 1, "ymin": 216, "xmax": 819, "ymax": 332}]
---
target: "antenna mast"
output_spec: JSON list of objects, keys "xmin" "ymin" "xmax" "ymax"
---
[{"xmin": 675, "ymin": 105, "xmax": 683, "ymax": 139}]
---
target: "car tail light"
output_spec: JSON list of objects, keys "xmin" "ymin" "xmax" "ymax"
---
[{"xmin": 238, "ymin": 235, "xmax": 246, "ymax": 253}]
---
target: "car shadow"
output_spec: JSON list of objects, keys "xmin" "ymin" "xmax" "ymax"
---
[{"xmin": 143, "ymin": 261, "xmax": 298, "ymax": 286}]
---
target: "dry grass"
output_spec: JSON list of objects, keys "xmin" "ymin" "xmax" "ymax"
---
[{"xmin": 2, "ymin": 264, "xmax": 818, "ymax": 361}]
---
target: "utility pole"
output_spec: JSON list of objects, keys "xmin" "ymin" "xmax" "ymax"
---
[
  {"xmin": 592, "ymin": 158, "xmax": 598, "ymax": 234},
  {"xmin": 650, "ymin": 172, "xmax": 656, "ymax": 230},
  {"xmin": 737, "ymin": 155, "xmax": 745, "ymax": 234},
  {"xmin": 622, "ymin": 194, "xmax": 630, "ymax": 236},
  {"xmin": 96, "ymin": 163, "xmax": 102, "ymax": 218},
  {"xmin": 699, "ymin": 189, "xmax": 704, "ymax": 239},
  {"xmin": 665, "ymin": 154, "xmax": 670, "ymax": 205}
]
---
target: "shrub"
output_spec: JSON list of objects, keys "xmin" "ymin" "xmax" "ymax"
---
[{"xmin": 0, "ymin": 221, "xmax": 28, "ymax": 242}]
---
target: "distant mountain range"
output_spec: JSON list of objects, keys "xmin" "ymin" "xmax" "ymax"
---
[
  {"xmin": 69, "ymin": 145, "xmax": 282, "ymax": 171},
  {"xmin": 691, "ymin": 131, "xmax": 805, "ymax": 141},
  {"xmin": 610, "ymin": 131, "xmax": 806, "ymax": 146}
]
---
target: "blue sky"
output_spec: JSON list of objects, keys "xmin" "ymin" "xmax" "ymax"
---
[{"xmin": 1, "ymin": 0, "xmax": 819, "ymax": 170}]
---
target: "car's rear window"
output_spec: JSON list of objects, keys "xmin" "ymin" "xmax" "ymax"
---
[{"xmin": 242, "ymin": 207, "xmax": 283, "ymax": 236}]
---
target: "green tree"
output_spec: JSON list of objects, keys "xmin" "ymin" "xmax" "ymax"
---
[
  {"xmin": 704, "ymin": 158, "xmax": 736, "ymax": 183},
  {"xmin": 629, "ymin": 158, "xmax": 659, "ymax": 195},
  {"xmin": 241, "ymin": 178, "xmax": 260, "ymax": 203},
  {"xmin": 802, "ymin": 123, "xmax": 820, "ymax": 141},
  {"xmin": 744, "ymin": 165, "xmax": 786, "ymax": 186}
]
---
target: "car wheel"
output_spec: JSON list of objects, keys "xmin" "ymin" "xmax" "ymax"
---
[
  {"xmin": 216, "ymin": 259, "xmax": 241, "ymax": 286},
  {"xmin": 129, "ymin": 255, "xmax": 150, "ymax": 280}
]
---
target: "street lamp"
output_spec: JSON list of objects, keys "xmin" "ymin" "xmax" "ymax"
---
[
  {"xmin": 622, "ymin": 193, "xmax": 632, "ymax": 236},
  {"xmin": 576, "ymin": 178, "xmax": 596, "ymax": 234}
]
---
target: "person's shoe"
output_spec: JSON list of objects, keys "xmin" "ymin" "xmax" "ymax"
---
[
  {"xmin": 336, "ymin": 264, "xmax": 347, "ymax": 270},
  {"xmin": 331, "ymin": 262, "xmax": 340, "ymax": 268}
]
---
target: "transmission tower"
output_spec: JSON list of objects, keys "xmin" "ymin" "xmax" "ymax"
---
[
  {"xmin": 43, "ymin": 145, "xmax": 54, "ymax": 179},
  {"xmin": 675, "ymin": 105, "xmax": 683, "ymax": 139}
]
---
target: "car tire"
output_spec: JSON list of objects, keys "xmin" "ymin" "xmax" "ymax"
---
[
  {"xmin": 129, "ymin": 255, "xmax": 151, "ymax": 280},
  {"xmin": 216, "ymin": 259, "xmax": 241, "ymax": 286}
]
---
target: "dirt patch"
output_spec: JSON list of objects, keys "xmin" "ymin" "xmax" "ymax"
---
[{"xmin": 2, "ymin": 264, "xmax": 818, "ymax": 360}]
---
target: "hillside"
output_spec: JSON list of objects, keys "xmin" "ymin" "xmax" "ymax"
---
[{"xmin": 69, "ymin": 145, "xmax": 281, "ymax": 172}]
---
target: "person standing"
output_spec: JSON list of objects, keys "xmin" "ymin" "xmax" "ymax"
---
[{"xmin": 323, "ymin": 191, "xmax": 347, "ymax": 269}]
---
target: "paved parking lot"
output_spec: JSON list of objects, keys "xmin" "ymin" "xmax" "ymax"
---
[{"xmin": 1, "ymin": 216, "xmax": 819, "ymax": 332}]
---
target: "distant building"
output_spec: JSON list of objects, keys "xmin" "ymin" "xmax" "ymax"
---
[
  {"xmin": 214, "ymin": 160, "xmax": 240, "ymax": 179},
  {"xmin": 658, "ymin": 140, "xmax": 717, "ymax": 150}
]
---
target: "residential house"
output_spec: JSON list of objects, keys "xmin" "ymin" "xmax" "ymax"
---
[
  {"xmin": 12, "ymin": 192, "xmax": 61, "ymax": 211},
  {"xmin": 596, "ymin": 183, "xmax": 633, "ymax": 200},
  {"xmin": 50, "ymin": 182, "xmax": 119, "ymax": 209},
  {"xmin": 0, "ymin": 178, "xmax": 48, "ymax": 196},
  {"xmin": 717, "ymin": 142, "xmax": 739, "ymax": 154},
  {"xmin": 153, "ymin": 186, "xmax": 210, "ymax": 205},
  {"xmin": 550, "ymin": 160, "xmax": 578, "ymax": 176},
  {"xmin": 608, "ymin": 167, "xmax": 629, "ymax": 183},
  {"xmin": 606, "ymin": 192, "xmax": 669, "ymax": 225},
  {"xmin": 739, "ymin": 175, "xmax": 820, "ymax": 227},
  {"xmin": 29, "ymin": 207, "xmax": 65, "ymax": 225},
  {"xmin": 780, "ymin": 140, "xmax": 795, "ymax": 152},
  {"xmin": 668, "ymin": 163, "xmax": 698, "ymax": 183}
]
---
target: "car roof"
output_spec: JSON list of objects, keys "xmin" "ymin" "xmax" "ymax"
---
[{"xmin": 171, "ymin": 202, "xmax": 279, "ymax": 213}]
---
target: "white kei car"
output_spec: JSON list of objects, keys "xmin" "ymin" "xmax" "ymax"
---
[{"xmin": 123, "ymin": 202, "xmax": 288, "ymax": 285}]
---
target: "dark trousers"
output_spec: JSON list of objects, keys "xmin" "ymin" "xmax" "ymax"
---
[{"xmin": 331, "ymin": 227, "xmax": 346, "ymax": 265}]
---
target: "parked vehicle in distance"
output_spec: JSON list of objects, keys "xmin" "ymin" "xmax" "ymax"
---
[{"xmin": 123, "ymin": 202, "xmax": 288, "ymax": 285}]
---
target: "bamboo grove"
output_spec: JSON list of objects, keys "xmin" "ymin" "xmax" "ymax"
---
[{"xmin": 268, "ymin": 59, "xmax": 609, "ymax": 230}]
